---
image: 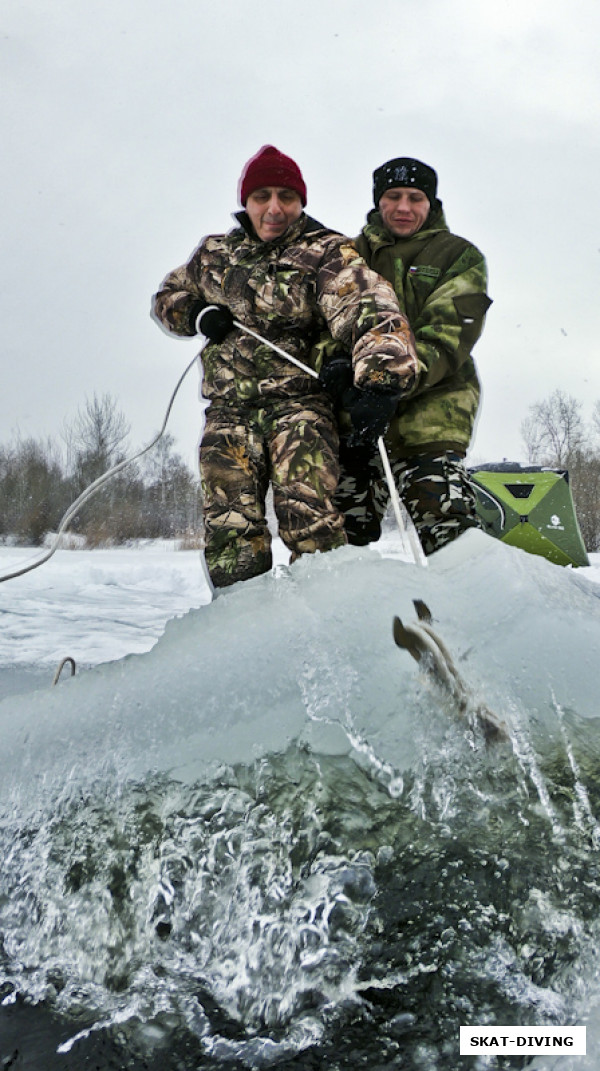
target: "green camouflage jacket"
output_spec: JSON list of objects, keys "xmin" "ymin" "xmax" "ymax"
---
[
  {"xmin": 152, "ymin": 212, "xmax": 419, "ymax": 407},
  {"xmin": 355, "ymin": 205, "xmax": 492, "ymax": 457}
]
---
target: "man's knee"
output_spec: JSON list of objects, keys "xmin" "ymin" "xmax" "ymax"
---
[
  {"xmin": 335, "ymin": 448, "xmax": 385, "ymax": 546},
  {"xmin": 270, "ymin": 404, "xmax": 347, "ymax": 557},
  {"xmin": 275, "ymin": 489, "xmax": 347, "ymax": 558},
  {"xmin": 342, "ymin": 508, "xmax": 382, "ymax": 546},
  {"xmin": 401, "ymin": 452, "xmax": 481, "ymax": 555},
  {"xmin": 204, "ymin": 522, "xmax": 272, "ymax": 588}
]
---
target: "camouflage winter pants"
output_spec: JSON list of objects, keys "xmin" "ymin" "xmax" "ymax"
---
[
  {"xmin": 334, "ymin": 444, "xmax": 481, "ymax": 556},
  {"xmin": 200, "ymin": 398, "xmax": 347, "ymax": 588}
]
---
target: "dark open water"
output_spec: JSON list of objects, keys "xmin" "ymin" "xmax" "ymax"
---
[{"xmin": 2, "ymin": 718, "xmax": 598, "ymax": 1071}]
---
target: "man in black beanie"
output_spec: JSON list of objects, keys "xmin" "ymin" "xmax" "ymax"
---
[{"xmin": 333, "ymin": 156, "xmax": 492, "ymax": 555}]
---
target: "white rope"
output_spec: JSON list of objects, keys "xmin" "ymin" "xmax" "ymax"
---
[
  {"xmin": 377, "ymin": 437, "xmax": 427, "ymax": 568},
  {"xmin": 1, "ymin": 313, "xmax": 427, "ymax": 581},
  {"xmin": 0, "ymin": 352, "xmax": 201, "ymax": 583}
]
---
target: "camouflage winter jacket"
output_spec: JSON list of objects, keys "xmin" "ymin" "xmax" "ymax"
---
[
  {"xmin": 152, "ymin": 212, "xmax": 419, "ymax": 407},
  {"xmin": 355, "ymin": 205, "xmax": 492, "ymax": 457}
]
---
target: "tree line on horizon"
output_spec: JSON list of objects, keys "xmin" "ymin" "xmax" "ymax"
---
[
  {"xmin": 520, "ymin": 389, "xmax": 600, "ymax": 552},
  {"xmin": 0, "ymin": 393, "xmax": 202, "ymax": 548},
  {"xmin": 1, "ymin": 388, "xmax": 599, "ymax": 552}
]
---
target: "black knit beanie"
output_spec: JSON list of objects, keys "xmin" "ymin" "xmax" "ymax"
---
[{"xmin": 373, "ymin": 157, "xmax": 438, "ymax": 207}]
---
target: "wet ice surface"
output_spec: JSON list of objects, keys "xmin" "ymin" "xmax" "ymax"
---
[{"xmin": 1, "ymin": 532, "xmax": 600, "ymax": 1070}]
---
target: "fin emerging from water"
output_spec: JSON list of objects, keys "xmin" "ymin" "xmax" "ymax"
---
[{"xmin": 393, "ymin": 601, "xmax": 509, "ymax": 745}]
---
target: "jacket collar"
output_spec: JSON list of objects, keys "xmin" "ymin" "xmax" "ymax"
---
[{"xmin": 233, "ymin": 210, "xmax": 325, "ymax": 247}]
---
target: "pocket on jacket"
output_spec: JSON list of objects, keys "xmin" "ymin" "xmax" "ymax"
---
[
  {"xmin": 452, "ymin": 292, "xmax": 493, "ymax": 348},
  {"xmin": 453, "ymin": 292, "xmax": 492, "ymax": 322},
  {"xmin": 252, "ymin": 265, "xmax": 312, "ymax": 323}
]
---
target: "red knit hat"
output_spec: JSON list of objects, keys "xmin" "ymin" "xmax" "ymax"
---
[{"xmin": 239, "ymin": 145, "xmax": 307, "ymax": 206}]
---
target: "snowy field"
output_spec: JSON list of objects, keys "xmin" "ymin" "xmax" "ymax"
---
[
  {"xmin": 0, "ymin": 537, "xmax": 294, "ymax": 695},
  {"xmin": 0, "ymin": 541, "xmax": 212, "ymax": 671}
]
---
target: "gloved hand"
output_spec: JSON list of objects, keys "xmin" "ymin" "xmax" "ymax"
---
[
  {"xmin": 195, "ymin": 304, "xmax": 235, "ymax": 343},
  {"xmin": 347, "ymin": 389, "xmax": 399, "ymax": 442},
  {"xmin": 318, "ymin": 356, "xmax": 353, "ymax": 401}
]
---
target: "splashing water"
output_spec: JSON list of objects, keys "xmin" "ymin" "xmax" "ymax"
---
[{"xmin": 1, "ymin": 533, "xmax": 600, "ymax": 1069}]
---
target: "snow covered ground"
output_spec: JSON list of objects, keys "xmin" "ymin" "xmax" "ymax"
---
[
  {"xmin": 0, "ymin": 536, "xmax": 295, "ymax": 697},
  {"xmin": 0, "ymin": 541, "xmax": 212, "ymax": 671}
]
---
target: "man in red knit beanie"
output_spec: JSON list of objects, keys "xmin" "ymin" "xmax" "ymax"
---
[
  {"xmin": 239, "ymin": 144, "xmax": 307, "ymax": 208},
  {"xmin": 152, "ymin": 146, "xmax": 420, "ymax": 591}
]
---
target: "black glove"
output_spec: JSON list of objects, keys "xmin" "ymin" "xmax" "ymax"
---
[
  {"xmin": 347, "ymin": 389, "xmax": 399, "ymax": 442},
  {"xmin": 318, "ymin": 356, "xmax": 353, "ymax": 401},
  {"xmin": 196, "ymin": 304, "xmax": 235, "ymax": 343}
]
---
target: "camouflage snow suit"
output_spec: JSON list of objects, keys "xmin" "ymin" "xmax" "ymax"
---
[
  {"xmin": 152, "ymin": 211, "xmax": 419, "ymax": 587},
  {"xmin": 334, "ymin": 203, "xmax": 492, "ymax": 555}
]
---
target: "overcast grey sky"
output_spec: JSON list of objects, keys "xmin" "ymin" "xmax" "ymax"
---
[{"xmin": 2, "ymin": 0, "xmax": 599, "ymax": 472}]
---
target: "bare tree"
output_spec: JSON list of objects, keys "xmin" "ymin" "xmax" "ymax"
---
[
  {"xmin": 63, "ymin": 392, "xmax": 130, "ymax": 486},
  {"xmin": 139, "ymin": 434, "xmax": 202, "ymax": 538},
  {"xmin": 591, "ymin": 399, "xmax": 600, "ymax": 443},
  {"xmin": 520, "ymin": 389, "xmax": 586, "ymax": 467},
  {"xmin": 568, "ymin": 448, "xmax": 600, "ymax": 552},
  {"xmin": 1, "ymin": 393, "xmax": 202, "ymax": 546},
  {"xmin": 0, "ymin": 434, "xmax": 69, "ymax": 544},
  {"xmin": 520, "ymin": 389, "xmax": 600, "ymax": 550}
]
